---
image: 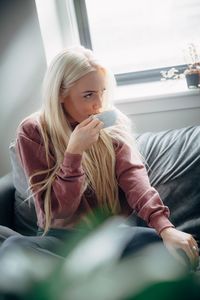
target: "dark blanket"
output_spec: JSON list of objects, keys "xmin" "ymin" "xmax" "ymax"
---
[{"xmin": 135, "ymin": 126, "xmax": 200, "ymax": 244}]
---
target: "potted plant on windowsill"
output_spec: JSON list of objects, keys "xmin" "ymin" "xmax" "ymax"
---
[
  {"xmin": 184, "ymin": 65, "xmax": 200, "ymax": 88},
  {"xmin": 183, "ymin": 43, "xmax": 200, "ymax": 88},
  {"xmin": 160, "ymin": 43, "xmax": 200, "ymax": 89}
]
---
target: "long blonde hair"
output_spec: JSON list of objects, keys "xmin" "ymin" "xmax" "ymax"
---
[{"xmin": 28, "ymin": 46, "xmax": 137, "ymax": 233}]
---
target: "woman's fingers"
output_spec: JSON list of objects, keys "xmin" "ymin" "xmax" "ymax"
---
[
  {"xmin": 77, "ymin": 117, "xmax": 104, "ymax": 132},
  {"xmin": 67, "ymin": 117, "xmax": 103, "ymax": 154},
  {"xmin": 168, "ymin": 248, "xmax": 188, "ymax": 266},
  {"xmin": 169, "ymin": 246, "xmax": 198, "ymax": 270},
  {"xmin": 190, "ymin": 238, "xmax": 199, "ymax": 253},
  {"xmin": 161, "ymin": 228, "xmax": 199, "ymax": 270},
  {"xmin": 188, "ymin": 237, "xmax": 199, "ymax": 266},
  {"xmin": 78, "ymin": 116, "xmax": 93, "ymax": 127},
  {"xmin": 85, "ymin": 118, "xmax": 103, "ymax": 130},
  {"xmin": 184, "ymin": 246, "xmax": 197, "ymax": 267},
  {"xmin": 78, "ymin": 118, "xmax": 102, "ymax": 133},
  {"xmin": 95, "ymin": 121, "xmax": 104, "ymax": 130},
  {"xmin": 178, "ymin": 243, "xmax": 199, "ymax": 269}
]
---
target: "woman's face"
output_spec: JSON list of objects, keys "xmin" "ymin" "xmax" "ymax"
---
[{"xmin": 61, "ymin": 70, "xmax": 106, "ymax": 123}]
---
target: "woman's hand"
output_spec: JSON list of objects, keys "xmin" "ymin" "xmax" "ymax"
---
[
  {"xmin": 66, "ymin": 117, "xmax": 104, "ymax": 155},
  {"xmin": 160, "ymin": 227, "xmax": 199, "ymax": 269}
]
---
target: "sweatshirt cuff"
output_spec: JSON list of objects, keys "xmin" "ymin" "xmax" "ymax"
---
[
  {"xmin": 59, "ymin": 152, "xmax": 84, "ymax": 176},
  {"xmin": 150, "ymin": 216, "xmax": 175, "ymax": 235},
  {"xmin": 63, "ymin": 152, "xmax": 82, "ymax": 167}
]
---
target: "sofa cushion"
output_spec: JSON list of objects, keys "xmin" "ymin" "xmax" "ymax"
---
[
  {"xmin": 136, "ymin": 126, "xmax": 200, "ymax": 186},
  {"xmin": 9, "ymin": 142, "xmax": 37, "ymax": 235},
  {"xmin": 0, "ymin": 173, "xmax": 15, "ymax": 228}
]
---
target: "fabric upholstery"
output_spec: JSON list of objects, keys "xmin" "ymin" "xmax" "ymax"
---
[
  {"xmin": 9, "ymin": 142, "xmax": 37, "ymax": 235},
  {"xmin": 136, "ymin": 126, "xmax": 200, "ymax": 186}
]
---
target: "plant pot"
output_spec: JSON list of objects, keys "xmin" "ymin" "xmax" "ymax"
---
[{"xmin": 185, "ymin": 72, "xmax": 199, "ymax": 88}]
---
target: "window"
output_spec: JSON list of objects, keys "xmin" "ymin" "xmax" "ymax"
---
[{"xmin": 74, "ymin": 0, "xmax": 200, "ymax": 84}]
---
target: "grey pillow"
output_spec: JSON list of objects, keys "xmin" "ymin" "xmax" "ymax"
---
[
  {"xmin": 9, "ymin": 141, "xmax": 29, "ymax": 198},
  {"xmin": 9, "ymin": 142, "xmax": 37, "ymax": 235},
  {"xmin": 136, "ymin": 125, "xmax": 200, "ymax": 186}
]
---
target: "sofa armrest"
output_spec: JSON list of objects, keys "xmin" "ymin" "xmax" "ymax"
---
[{"xmin": 0, "ymin": 173, "xmax": 15, "ymax": 228}]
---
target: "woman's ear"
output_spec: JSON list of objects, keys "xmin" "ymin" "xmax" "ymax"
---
[
  {"xmin": 60, "ymin": 88, "xmax": 69, "ymax": 103},
  {"xmin": 60, "ymin": 96, "xmax": 64, "ymax": 103},
  {"xmin": 59, "ymin": 91, "xmax": 66, "ymax": 103}
]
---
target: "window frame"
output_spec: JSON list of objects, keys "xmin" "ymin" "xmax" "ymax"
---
[{"xmin": 73, "ymin": 0, "xmax": 188, "ymax": 86}]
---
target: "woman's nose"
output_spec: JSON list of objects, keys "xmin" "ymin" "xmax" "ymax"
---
[{"xmin": 93, "ymin": 94, "xmax": 103, "ymax": 110}]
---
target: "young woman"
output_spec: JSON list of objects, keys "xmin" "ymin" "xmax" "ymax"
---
[{"xmin": 2, "ymin": 46, "xmax": 199, "ymax": 267}]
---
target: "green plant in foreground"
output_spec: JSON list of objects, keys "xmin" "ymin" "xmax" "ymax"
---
[{"xmin": 0, "ymin": 212, "xmax": 200, "ymax": 300}]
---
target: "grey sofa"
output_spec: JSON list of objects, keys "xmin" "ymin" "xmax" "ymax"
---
[{"xmin": 0, "ymin": 125, "xmax": 200, "ymax": 246}]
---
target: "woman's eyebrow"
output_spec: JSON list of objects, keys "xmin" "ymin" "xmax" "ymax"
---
[
  {"xmin": 81, "ymin": 88, "xmax": 106, "ymax": 94},
  {"xmin": 82, "ymin": 90, "xmax": 97, "ymax": 93}
]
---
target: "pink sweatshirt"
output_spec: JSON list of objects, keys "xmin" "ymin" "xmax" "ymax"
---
[{"xmin": 16, "ymin": 116, "xmax": 174, "ymax": 234}]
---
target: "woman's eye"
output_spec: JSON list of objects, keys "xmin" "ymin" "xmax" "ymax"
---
[{"xmin": 84, "ymin": 93, "xmax": 93, "ymax": 99}]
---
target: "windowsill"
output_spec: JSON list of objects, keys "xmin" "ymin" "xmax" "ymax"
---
[
  {"xmin": 115, "ymin": 78, "xmax": 200, "ymax": 104},
  {"xmin": 114, "ymin": 78, "xmax": 200, "ymax": 117}
]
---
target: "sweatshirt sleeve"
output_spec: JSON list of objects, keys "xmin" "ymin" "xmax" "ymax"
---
[
  {"xmin": 16, "ymin": 126, "xmax": 86, "ymax": 220},
  {"xmin": 115, "ymin": 142, "xmax": 174, "ymax": 234}
]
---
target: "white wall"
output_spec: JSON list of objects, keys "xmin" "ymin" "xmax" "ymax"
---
[
  {"xmin": 126, "ymin": 108, "xmax": 200, "ymax": 133},
  {"xmin": 0, "ymin": 0, "xmax": 47, "ymax": 177},
  {"xmin": 115, "ymin": 83, "xmax": 200, "ymax": 133}
]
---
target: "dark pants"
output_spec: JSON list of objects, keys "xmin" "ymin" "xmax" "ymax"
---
[{"xmin": 0, "ymin": 225, "xmax": 162, "ymax": 260}]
